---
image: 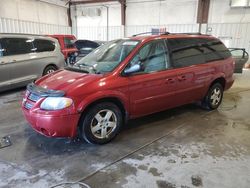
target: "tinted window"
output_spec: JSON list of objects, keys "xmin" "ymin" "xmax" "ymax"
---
[
  {"xmin": 168, "ymin": 38, "xmax": 205, "ymax": 68},
  {"xmin": 1, "ymin": 38, "xmax": 33, "ymax": 56},
  {"xmin": 168, "ymin": 38, "xmax": 231, "ymax": 68},
  {"xmin": 33, "ymin": 39, "xmax": 55, "ymax": 52},
  {"xmin": 128, "ymin": 40, "xmax": 169, "ymax": 73},
  {"xmin": 199, "ymin": 39, "xmax": 231, "ymax": 62},
  {"xmin": 64, "ymin": 37, "xmax": 75, "ymax": 48}
]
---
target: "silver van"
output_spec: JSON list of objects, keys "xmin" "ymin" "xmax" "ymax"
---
[{"xmin": 0, "ymin": 33, "xmax": 65, "ymax": 92}]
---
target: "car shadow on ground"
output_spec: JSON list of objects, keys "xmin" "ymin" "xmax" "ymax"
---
[
  {"xmin": 0, "ymin": 87, "xmax": 26, "ymax": 97},
  {"xmin": 21, "ymin": 103, "xmax": 202, "ymax": 156},
  {"xmin": 123, "ymin": 103, "xmax": 200, "ymax": 130}
]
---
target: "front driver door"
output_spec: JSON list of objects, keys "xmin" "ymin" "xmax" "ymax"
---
[{"xmin": 126, "ymin": 40, "xmax": 177, "ymax": 118}]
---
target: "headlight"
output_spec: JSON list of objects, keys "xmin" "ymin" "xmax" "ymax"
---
[{"xmin": 40, "ymin": 97, "xmax": 73, "ymax": 110}]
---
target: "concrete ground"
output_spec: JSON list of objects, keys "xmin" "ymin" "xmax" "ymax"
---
[{"xmin": 0, "ymin": 70, "xmax": 250, "ymax": 188}]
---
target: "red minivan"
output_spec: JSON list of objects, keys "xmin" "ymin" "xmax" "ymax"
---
[
  {"xmin": 48, "ymin": 34, "xmax": 78, "ymax": 60},
  {"xmin": 22, "ymin": 33, "xmax": 234, "ymax": 144}
]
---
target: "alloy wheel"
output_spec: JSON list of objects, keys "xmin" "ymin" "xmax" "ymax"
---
[
  {"xmin": 46, "ymin": 69, "xmax": 55, "ymax": 74},
  {"xmin": 210, "ymin": 87, "xmax": 222, "ymax": 106},
  {"xmin": 90, "ymin": 109, "xmax": 117, "ymax": 139}
]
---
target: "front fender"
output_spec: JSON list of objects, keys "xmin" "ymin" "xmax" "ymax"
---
[{"xmin": 77, "ymin": 90, "xmax": 130, "ymax": 114}]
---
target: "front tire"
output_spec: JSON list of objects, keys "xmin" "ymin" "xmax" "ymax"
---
[
  {"xmin": 202, "ymin": 83, "xmax": 224, "ymax": 110},
  {"xmin": 79, "ymin": 102, "xmax": 123, "ymax": 144}
]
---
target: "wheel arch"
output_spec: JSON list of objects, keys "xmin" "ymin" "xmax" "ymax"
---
[
  {"xmin": 210, "ymin": 77, "xmax": 226, "ymax": 89},
  {"xmin": 77, "ymin": 96, "xmax": 129, "ymax": 128},
  {"xmin": 43, "ymin": 64, "xmax": 58, "ymax": 75}
]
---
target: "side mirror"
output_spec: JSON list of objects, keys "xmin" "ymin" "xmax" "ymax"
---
[{"xmin": 124, "ymin": 64, "xmax": 141, "ymax": 75}]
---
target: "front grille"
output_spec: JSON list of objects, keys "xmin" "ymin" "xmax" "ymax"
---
[
  {"xmin": 24, "ymin": 102, "xmax": 34, "ymax": 110},
  {"xmin": 28, "ymin": 93, "xmax": 41, "ymax": 102}
]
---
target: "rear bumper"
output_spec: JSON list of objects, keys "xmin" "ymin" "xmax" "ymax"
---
[{"xmin": 22, "ymin": 107, "xmax": 80, "ymax": 138}]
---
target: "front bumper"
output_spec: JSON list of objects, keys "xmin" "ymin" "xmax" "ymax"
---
[
  {"xmin": 22, "ymin": 107, "xmax": 80, "ymax": 138},
  {"xmin": 22, "ymin": 84, "xmax": 80, "ymax": 138}
]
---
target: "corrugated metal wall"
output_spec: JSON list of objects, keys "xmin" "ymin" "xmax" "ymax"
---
[
  {"xmin": 1, "ymin": 17, "xmax": 250, "ymax": 53},
  {"xmin": 76, "ymin": 23, "xmax": 250, "ymax": 53},
  {"xmin": 77, "ymin": 26, "xmax": 124, "ymax": 41},
  {"xmin": 207, "ymin": 22, "xmax": 250, "ymax": 53},
  {"xmin": 0, "ymin": 17, "xmax": 71, "ymax": 35},
  {"xmin": 125, "ymin": 24, "xmax": 199, "ymax": 36},
  {"xmin": 76, "ymin": 24, "xmax": 199, "ymax": 41}
]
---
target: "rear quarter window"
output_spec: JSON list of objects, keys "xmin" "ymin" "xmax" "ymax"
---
[
  {"xmin": 64, "ymin": 37, "xmax": 75, "ymax": 49},
  {"xmin": 33, "ymin": 39, "xmax": 55, "ymax": 52},
  {"xmin": 167, "ymin": 37, "xmax": 231, "ymax": 68},
  {"xmin": 201, "ymin": 40, "xmax": 231, "ymax": 61}
]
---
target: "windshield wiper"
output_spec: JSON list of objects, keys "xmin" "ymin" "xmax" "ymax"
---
[
  {"xmin": 65, "ymin": 66, "xmax": 89, "ymax": 73},
  {"xmin": 75, "ymin": 63, "xmax": 101, "ymax": 74}
]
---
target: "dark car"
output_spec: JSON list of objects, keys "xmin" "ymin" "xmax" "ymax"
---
[
  {"xmin": 229, "ymin": 48, "xmax": 249, "ymax": 73},
  {"xmin": 74, "ymin": 40, "xmax": 102, "ymax": 61},
  {"xmin": 94, "ymin": 40, "xmax": 106, "ymax": 46}
]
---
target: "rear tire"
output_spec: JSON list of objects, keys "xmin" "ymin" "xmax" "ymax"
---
[
  {"xmin": 202, "ymin": 83, "xmax": 224, "ymax": 110},
  {"xmin": 43, "ymin": 65, "xmax": 57, "ymax": 76},
  {"xmin": 79, "ymin": 102, "xmax": 123, "ymax": 144}
]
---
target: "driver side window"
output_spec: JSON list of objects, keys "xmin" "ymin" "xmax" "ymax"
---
[{"xmin": 128, "ymin": 40, "xmax": 169, "ymax": 74}]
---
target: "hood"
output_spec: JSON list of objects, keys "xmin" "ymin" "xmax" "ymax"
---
[{"xmin": 35, "ymin": 69, "xmax": 102, "ymax": 94}]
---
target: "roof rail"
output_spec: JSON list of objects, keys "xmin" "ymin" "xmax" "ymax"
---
[
  {"xmin": 132, "ymin": 31, "xmax": 170, "ymax": 37},
  {"xmin": 165, "ymin": 32, "xmax": 210, "ymax": 36},
  {"xmin": 131, "ymin": 32, "xmax": 210, "ymax": 37},
  {"xmin": 173, "ymin": 32, "xmax": 202, "ymax": 35}
]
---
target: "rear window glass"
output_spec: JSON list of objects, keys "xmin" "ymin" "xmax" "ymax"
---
[
  {"xmin": 0, "ymin": 38, "xmax": 33, "ymax": 56},
  {"xmin": 230, "ymin": 49, "xmax": 244, "ymax": 57},
  {"xmin": 33, "ymin": 39, "xmax": 55, "ymax": 52},
  {"xmin": 64, "ymin": 37, "xmax": 75, "ymax": 49}
]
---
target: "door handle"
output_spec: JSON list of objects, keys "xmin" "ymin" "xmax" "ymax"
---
[
  {"xmin": 177, "ymin": 75, "xmax": 186, "ymax": 81},
  {"xmin": 165, "ymin": 78, "xmax": 175, "ymax": 84}
]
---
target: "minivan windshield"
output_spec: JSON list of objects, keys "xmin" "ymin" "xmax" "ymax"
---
[{"xmin": 74, "ymin": 39, "xmax": 139, "ymax": 74}]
